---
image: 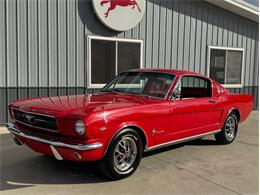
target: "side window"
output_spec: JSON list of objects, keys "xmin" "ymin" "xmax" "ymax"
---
[{"xmin": 181, "ymin": 76, "xmax": 212, "ymax": 99}]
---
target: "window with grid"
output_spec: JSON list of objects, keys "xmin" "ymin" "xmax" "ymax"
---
[
  {"xmin": 88, "ymin": 36, "xmax": 143, "ymax": 88},
  {"xmin": 208, "ymin": 47, "xmax": 244, "ymax": 87}
]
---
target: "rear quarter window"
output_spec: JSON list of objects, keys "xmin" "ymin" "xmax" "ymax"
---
[{"xmin": 181, "ymin": 76, "xmax": 212, "ymax": 98}]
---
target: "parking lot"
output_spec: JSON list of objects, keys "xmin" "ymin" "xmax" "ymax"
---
[{"xmin": 0, "ymin": 112, "xmax": 258, "ymax": 195}]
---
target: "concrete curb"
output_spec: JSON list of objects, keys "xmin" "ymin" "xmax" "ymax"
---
[{"xmin": 0, "ymin": 127, "xmax": 9, "ymax": 135}]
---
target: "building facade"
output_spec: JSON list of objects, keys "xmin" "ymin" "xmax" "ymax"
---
[{"xmin": 0, "ymin": 0, "xmax": 259, "ymax": 122}]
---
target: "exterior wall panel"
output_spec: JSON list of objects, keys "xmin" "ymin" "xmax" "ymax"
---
[
  {"xmin": 200, "ymin": 3, "xmax": 208, "ymax": 74},
  {"xmin": 28, "ymin": 0, "xmax": 38, "ymax": 87},
  {"xmin": 0, "ymin": 0, "xmax": 259, "ymax": 122},
  {"xmin": 17, "ymin": 0, "xmax": 28, "ymax": 87},
  {"xmin": 254, "ymin": 32, "xmax": 259, "ymax": 86},
  {"xmin": 76, "ymin": 0, "xmax": 85, "ymax": 87},
  {"xmin": 145, "ymin": 0, "xmax": 153, "ymax": 68},
  {"xmin": 183, "ymin": 2, "xmax": 190, "ymax": 70},
  {"xmin": 48, "ymin": 0, "xmax": 58, "ymax": 87},
  {"xmin": 67, "ymin": 0, "xmax": 76, "ymax": 87},
  {"xmin": 158, "ymin": 2, "xmax": 166, "ymax": 69},
  {"xmin": 152, "ymin": 2, "xmax": 160, "ymax": 68},
  {"xmin": 165, "ymin": 1, "xmax": 173, "ymax": 69},
  {"xmin": 189, "ymin": 1, "xmax": 197, "ymax": 72},
  {"xmin": 0, "ymin": 0, "xmax": 6, "ymax": 87},
  {"xmin": 6, "ymin": 0, "xmax": 17, "ymax": 87},
  {"xmin": 171, "ymin": 0, "xmax": 179, "ymax": 69},
  {"xmin": 58, "ymin": 0, "xmax": 67, "ymax": 87},
  {"xmin": 38, "ymin": 0, "xmax": 48, "ymax": 87}
]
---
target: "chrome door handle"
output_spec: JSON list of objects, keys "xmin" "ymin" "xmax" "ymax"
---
[{"xmin": 209, "ymin": 99, "xmax": 216, "ymax": 103}]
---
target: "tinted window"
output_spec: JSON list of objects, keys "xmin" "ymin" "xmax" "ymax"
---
[
  {"xmin": 118, "ymin": 42, "xmax": 141, "ymax": 73},
  {"xmin": 209, "ymin": 48, "xmax": 243, "ymax": 85},
  {"xmin": 210, "ymin": 49, "xmax": 225, "ymax": 84},
  {"xmin": 181, "ymin": 76, "xmax": 211, "ymax": 98},
  {"xmin": 226, "ymin": 51, "xmax": 243, "ymax": 84},
  {"xmin": 91, "ymin": 40, "xmax": 116, "ymax": 84},
  {"xmin": 90, "ymin": 38, "xmax": 142, "ymax": 86}
]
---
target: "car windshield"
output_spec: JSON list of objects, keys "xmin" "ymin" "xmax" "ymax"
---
[{"xmin": 102, "ymin": 71, "xmax": 176, "ymax": 99}]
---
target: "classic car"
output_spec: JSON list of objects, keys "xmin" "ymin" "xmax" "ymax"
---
[{"xmin": 2, "ymin": 69, "xmax": 253, "ymax": 180}]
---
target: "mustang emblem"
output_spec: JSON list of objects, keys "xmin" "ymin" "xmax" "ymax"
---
[
  {"xmin": 152, "ymin": 128, "xmax": 165, "ymax": 136},
  {"xmin": 23, "ymin": 114, "xmax": 36, "ymax": 125},
  {"xmin": 100, "ymin": 0, "xmax": 141, "ymax": 18}
]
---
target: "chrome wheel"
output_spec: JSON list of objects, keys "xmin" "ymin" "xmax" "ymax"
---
[
  {"xmin": 225, "ymin": 117, "xmax": 236, "ymax": 141},
  {"xmin": 113, "ymin": 137, "xmax": 137, "ymax": 172}
]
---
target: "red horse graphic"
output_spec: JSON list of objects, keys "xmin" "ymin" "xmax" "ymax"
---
[{"xmin": 100, "ymin": 0, "xmax": 141, "ymax": 18}]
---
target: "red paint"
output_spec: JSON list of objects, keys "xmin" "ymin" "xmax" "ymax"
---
[
  {"xmin": 100, "ymin": 0, "xmax": 141, "ymax": 18},
  {"xmin": 9, "ymin": 69, "xmax": 253, "ymax": 161}
]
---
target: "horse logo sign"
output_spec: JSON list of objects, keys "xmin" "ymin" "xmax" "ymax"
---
[
  {"xmin": 101, "ymin": 0, "xmax": 142, "ymax": 18},
  {"xmin": 92, "ymin": 0, "xmax": 146, "ymax": 31}
]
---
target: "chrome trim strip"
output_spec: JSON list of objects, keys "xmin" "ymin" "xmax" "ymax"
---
[
  {"xmin": 2, "ymin": 123, "xmax": 103, "ymax": 151},
  {"xmin": 144, "ymin": 129, "xmax": 221, "ymax": 152},
  {"xmin": 10, "ymin": 133, "xmax": 24, "ymax": 145}
]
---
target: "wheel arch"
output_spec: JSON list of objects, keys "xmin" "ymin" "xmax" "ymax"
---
[
  {"xmin": 229, "ymin": 108, "xmax": 241, "ymax": 123},
  {"xmin": 102, "ymin": 125, "xmax": 148, "ymax": 158},
  {"xmin": 127, "ymin": 125, "xmax": 148, "ymax": 150}
]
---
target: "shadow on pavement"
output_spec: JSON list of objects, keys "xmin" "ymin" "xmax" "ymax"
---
[
  {"xmin": 0, "ymin": 134, "xmax": 109, "ymax": 191},
  {"xmin": 143, "ymin": 137, "xmax": 220, "ymax": 157},
  {"xmin": 1, "ymin": 134, "xmax": 220, "ymax": 191}
]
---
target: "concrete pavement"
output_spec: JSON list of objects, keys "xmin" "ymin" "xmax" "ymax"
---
[
  {"xmin": 0, "ymin": 112, "xmax": 258, "ymax": 194},
  {"xmin": 0, "ymin": 127, "xmax": 9, "ymax": 134}
]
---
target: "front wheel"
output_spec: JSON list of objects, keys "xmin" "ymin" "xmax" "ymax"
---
[
  {"xmin": 100, "ymin": 129, "xmax": 143, "ymax": 180},
  {"xmin": 215, "ymin": 112, "xmax": 238, "ymax": 144}
]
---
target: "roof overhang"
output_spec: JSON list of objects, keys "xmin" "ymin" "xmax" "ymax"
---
[{"xmin": 205, "ymin": 0, "xmax": 259, "ymax": 23}]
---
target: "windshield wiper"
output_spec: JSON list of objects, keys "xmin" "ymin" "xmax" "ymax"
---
[
  {"xmin": 101, "ymin": 89, "xmax": 123, "ymax": 93},
  {"xmin": 125, "ymin": 91, "xmax": 150, "ymax": 98},
  {"xmin": 102, "ymin": 89, "xmax": 150, "ymax": 98},
  {"xmin": 126, "ymin": 91, "xmax": 142, "ymax": 95},
  {"xmin": 101, "ymin": 89, "xmax": 117, "ymax": 93}
]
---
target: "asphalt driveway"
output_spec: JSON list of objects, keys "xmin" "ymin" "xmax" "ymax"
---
[{"xmin": 0, "ymin": 112, "xmax": 258, "ymax": 195}]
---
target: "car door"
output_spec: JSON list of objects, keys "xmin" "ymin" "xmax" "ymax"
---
[{"xmin": 167, "ymin": 75, "xmax": 219, "ymax": 141}]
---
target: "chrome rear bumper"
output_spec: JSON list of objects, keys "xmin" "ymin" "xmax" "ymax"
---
[{"xmin": 0, "ymin": 123, "xmax": 103, "ymax": 151}]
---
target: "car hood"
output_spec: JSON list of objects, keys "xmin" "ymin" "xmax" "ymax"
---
[{"xmin": 10, "ymin": 93, "xmax": 157, "ymax": 117}]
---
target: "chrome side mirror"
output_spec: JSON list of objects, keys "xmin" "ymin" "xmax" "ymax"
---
[
  {"xmin": 171, "ymin": 90, "xmax": 181, "ymax": 101},
  {"xmin": 171, "ymin": 82, "xmax": 181, "ymax": 101}
]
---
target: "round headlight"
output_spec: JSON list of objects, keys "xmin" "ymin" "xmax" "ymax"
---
[{"xmin": 75, "ymin": 120, "xmax": 86, "ymax": 135}]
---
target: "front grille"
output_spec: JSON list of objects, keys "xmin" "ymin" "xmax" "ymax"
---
[{"xmin": 13, "ymin": 109, "xmax": 58, "ymax": 131}]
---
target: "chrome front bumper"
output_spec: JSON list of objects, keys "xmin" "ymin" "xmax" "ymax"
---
[{"xmin": 0, "ymin": 123, "xmax": 103, "ymax": 151}]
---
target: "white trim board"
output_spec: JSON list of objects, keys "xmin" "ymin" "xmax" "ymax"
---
[{"xmin": 205, "ymin": 0, "xmax": 259, "ymax": 22}]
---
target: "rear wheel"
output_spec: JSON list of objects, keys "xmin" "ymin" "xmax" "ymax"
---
[
  {"xmin": 100, "ymin": 129, "xmax": 143, "ymax": 180},
  {"xmin": 215, "ymin": 112, "xmax": 238, "ymax": 144}
]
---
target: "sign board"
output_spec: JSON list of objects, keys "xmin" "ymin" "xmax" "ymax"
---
[{"xmin": 92, "ymin": 0, "xmax": 146, "ymax": 31}]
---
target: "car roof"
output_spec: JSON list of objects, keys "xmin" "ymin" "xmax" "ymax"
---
[{"xmin": 127, "ymin": 68, "xmax": 202, "ymax": 77}]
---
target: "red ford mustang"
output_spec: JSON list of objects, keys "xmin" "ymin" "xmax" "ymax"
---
[{"xmin": 2, "ymin": 69, "xmax": 253, "ymax": 179}]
